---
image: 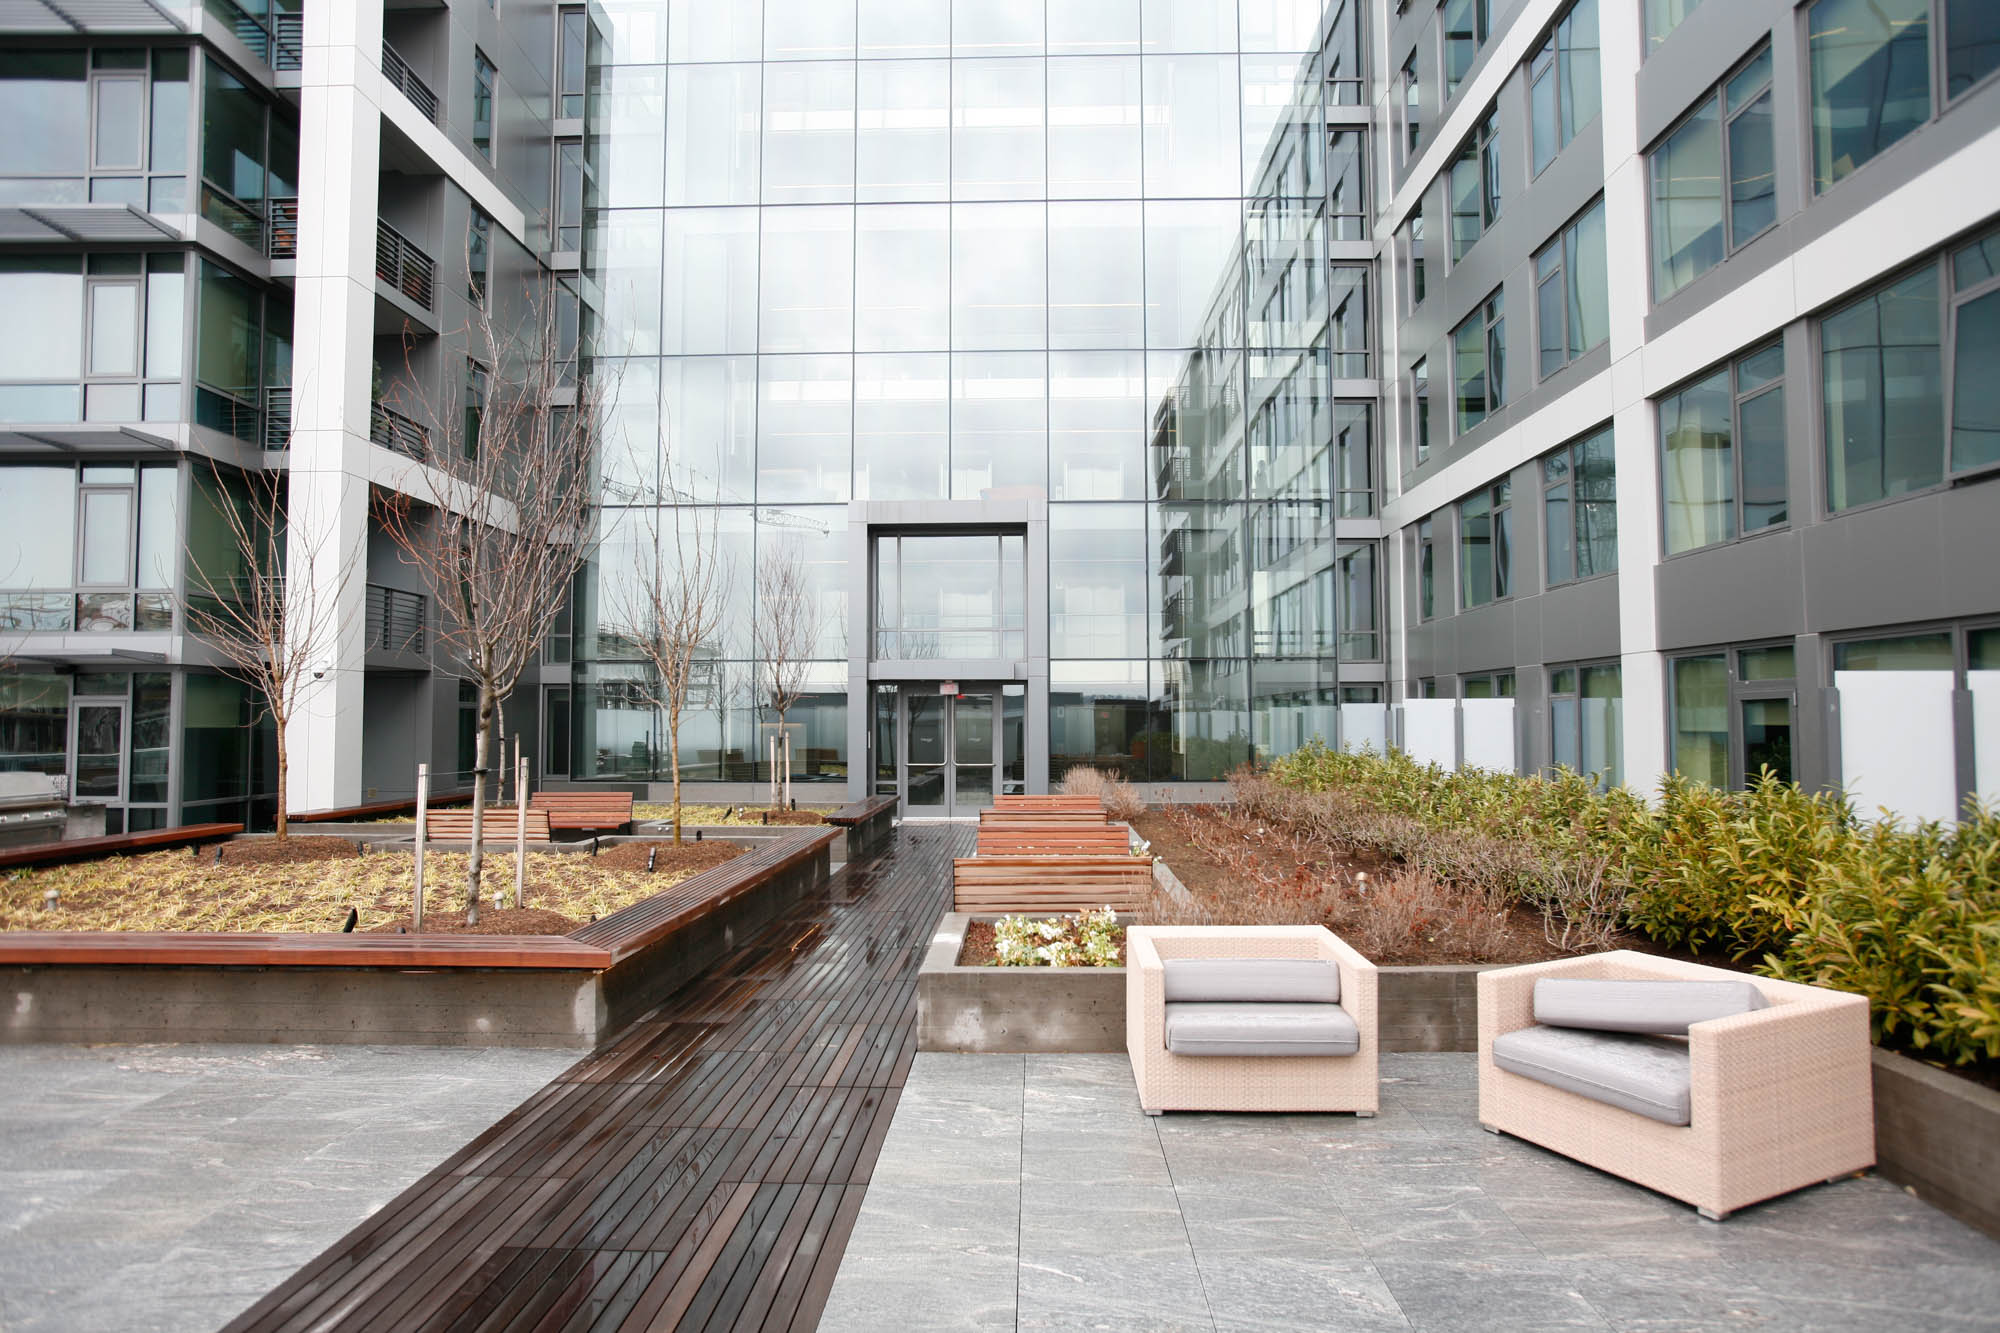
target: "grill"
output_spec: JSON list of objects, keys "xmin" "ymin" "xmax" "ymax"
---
[{"xmin": 0, "ymin": 772, "xmax": 68, "ymax": 850}]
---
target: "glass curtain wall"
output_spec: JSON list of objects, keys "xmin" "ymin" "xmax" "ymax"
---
[{"xmin": 579, "ymin": 0, "xmax": 1355, "ymax": 785}]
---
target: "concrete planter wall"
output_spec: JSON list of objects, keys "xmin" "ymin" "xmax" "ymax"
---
[{"xmin": 1871, "ymin": 1047, "xmax": 2000, "ymax": 1240}]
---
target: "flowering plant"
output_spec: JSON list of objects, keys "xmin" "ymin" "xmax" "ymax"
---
[{"xmin": 991, "ymin": 907, "xmax": 1124, "ymax": 967}]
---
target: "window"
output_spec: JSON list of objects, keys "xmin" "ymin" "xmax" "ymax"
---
[
  {"xmin": 1543, "ymin": 425, "xmax": 1616, "ymax": 585},
  {"xmin": 1534, "ymin": 197, "xmax": 1608, "ymax": 378},
  {"xmin": 1447, "ymin": 108, "xmax": 1500, "ymax": 260},
  {"xmin": 1336, "ymin": 542, "xmax": 1377, "ymax": 658},
  {"xmin": 1404, "ymin": 215, "xmax": 1427, "ymax": 312},
  {"xmin": 1947, "ymin": 0, "xmax": 2000, "ymax": 99},
  {"xmin": 467, "ymin": 209, "xmax": 488, "ymax": 302},
  {"xmin": 1452, "ymin": 291, "xmax": 1504, "ymax": 435},
  {"xmin": 464, "ymin": 358, "xmax": 487, "ymax": 459},
  {"xmin": 1644, "ymin": 0, "xmax": 1702, "ymax": 56},
  {"xmin": 1334, "ymin": 402, "xmax": 1373, "ymax": 518},
  {"xmin": 1328, "ymin": 132, "xmax": 1365, "ymax": 240},
  {"xmin": 555, "ymin": 140, "xmax": 584, "ymax": 250},
  {"xmin": 1671, "ymin": 644, "xmax": 1795, "ymax": 787},
  {"xmin": 1529, "ymin": 0, "xmax": 1600, "ymax": 175},
  {"xmin": 1821, "ymin": 227, "xmax": 2000, "ymax": 508},
  {"xmin": 557, "ymin": 8, "xmax": 588, "ymax": 118},
  {"xmin": 1401, "ymin": 53, "xmax": 1421, "ymax": 159},
  {"xmin": 1416, "ymin": 516, "xmax": 1436, "ymax": 620},
  {"xmin": 1659, "ymin": 341, "xmax": 1785, "ymax": 552},
  {"xmin": 1651, "ymin": 47, "xmax": 1774, "ymax": 300},
  {"xmin": 1442, "ymin": 0, "xmax": 1490, "ymax": 100},
  {"xmin": 1458, "ymin": 478, "xmax": 1511, "ymax": 608},
  {"xmin": 1462, "ymin": 672, "xmax": 1514, "ymax": 698},
  {"xmin": 1549, "ymin": 663, "xmax": 1622, "ymax": 786},
  {"xmin": 1808, "ymin": 0, "xmax": 1929, "ymax": 193},
  {"xmin": 0, "ymin": 49, "xmax": 191, "ymax": 215},
  {"xmin": 1410, "ymin": 355, "xmax": 1431, "ymax": 465},
  {"xmin": 472, "ymin": 50, "xmax": 495, "ymax": 160}
]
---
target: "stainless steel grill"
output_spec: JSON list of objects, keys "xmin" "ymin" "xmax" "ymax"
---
[{"xmin": 0, "ymin": 772, "xmax": 67, "ymax": 850}]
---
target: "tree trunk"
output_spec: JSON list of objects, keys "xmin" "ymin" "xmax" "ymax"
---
[
  {"xmin": 775, "ymin": 707, "xmax": 788, "ymax": 810},
  {"xmin": 468, "ymin": 684, "xmax": 492, "ymax": 924},
  {"xmin": 273, "ymin": 720, "xmax": 289, "ymax": 841},
  {"xmin": 669, "ymin": 700, "xmax": 683, "ymax": 845}
]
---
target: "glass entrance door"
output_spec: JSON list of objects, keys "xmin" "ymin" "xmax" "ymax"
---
[
  {"xmin": 71, "ymin": 701, "xmax": 126, "ymax": 803},
  {"xmin": 894, "ymin": 684, "xmax": 1004, "ymax": 816}
]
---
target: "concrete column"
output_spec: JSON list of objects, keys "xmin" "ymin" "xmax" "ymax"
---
[{"xmin": 285, "ymin": 2, "xmax": 387, "ymax": 813}]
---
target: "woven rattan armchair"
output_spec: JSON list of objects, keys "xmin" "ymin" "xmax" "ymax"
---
[
  {"xmin": 1127, "ymin": 925, "xmax": 1379, "ymax": 1115},
  {"xmin": 1478, "ymin": 950, "xmax": 1875, "ymax": 1220}
]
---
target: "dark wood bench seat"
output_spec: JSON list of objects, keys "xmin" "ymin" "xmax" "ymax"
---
[
  {"xmin": 0, "ymin": 931, "xmax": 609, "ymax": 970},
  {"xmin": 825, "ymin": 794, "xmax": 898, "ymax": 826},
  {"xmin": 529, "ymin": 791, "xmax": 635, "ymax": 832},
  {"xmin": 0, "ymin": 823, "xmax": 244, "ymax": 872},
  {"xmin": 287, "ymin": 794, "xmax": 472, "ymax": 823}
]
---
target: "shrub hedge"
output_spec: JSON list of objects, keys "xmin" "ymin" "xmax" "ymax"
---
[{"xmin": 1266, "ymin": 743, "xmax": 2000, "ymax": 1068}]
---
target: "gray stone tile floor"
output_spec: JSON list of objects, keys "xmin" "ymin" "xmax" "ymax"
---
[
  {"xmin": 0, "ymin": 1042, "xmax": 574, "ymax": 1333},
  {"xmin": 821, "ymin": 1053, "xmax": 2000, "ymax": 1333}
]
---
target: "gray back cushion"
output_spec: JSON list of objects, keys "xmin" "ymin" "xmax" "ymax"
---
[
  {"xmin": 1163, "ymin": 957, "xmax": 1339, "ymax": 1005},
  {"xmin": 1533, "ymin": 978, "xmax": 1768, "ymax": 1035}
]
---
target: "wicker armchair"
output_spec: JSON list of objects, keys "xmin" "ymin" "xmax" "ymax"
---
[
  {"xmin": 1478, "ymin": 950, "xmax": 1875, "ymax": 1220},
  {"xmin": 1127, "ymin": 925, "xmax": 1379, "ymax": 1115}
]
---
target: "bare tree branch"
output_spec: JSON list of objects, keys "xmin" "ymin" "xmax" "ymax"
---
[
  {"xmin": 754, "ymin": 537, "xmax": 819, "ymax": 807},
  {"xmin": 377, "ymin": 275, "xmax": 604, "ymax": 923},
  {"xmin": 183, "ymin": 461, "xmax": 360, "ymax": 840}
]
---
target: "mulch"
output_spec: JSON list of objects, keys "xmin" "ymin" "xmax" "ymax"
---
[
  {"xmin": 365, "ymin": 906, "xmax": 585, "ymax": 935},
  {"xmin": 592, "ymin": 840, "xmax": 747, "ymax": 874},
  {"xmin": 955, "ymin": 918, "xmax": 1128, "ymax": 968},
  {"xmin": 215, "ymin": 837, "xmax": 361, "ymax": 866}
]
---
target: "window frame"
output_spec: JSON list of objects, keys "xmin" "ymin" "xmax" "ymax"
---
[
  {"xmin": 1657, "ymin": 338, "xmax": 1788, "ymax": 555},
  {"xmin": 556, "ymin": 6, "xmax": 589, "ymax": 120},
  {"xmin": 1403, "ymin": 213, "xmax": 1426, "ymax": 314},
  {"xmin": 1400, "ymin": 51, "xmax": 1422, "ymax": 162},
  {"xmin": 1546, "ymin": 658, "xmax": 1623, "ymax": 786},
  {"xmin": 1533, "ymin": 195, "xmax": 1608, "ymax": 381},
  {"xmin": 1667, "ymin": 640, "xmax": 1798, "ymax": 789},
  {"xmin": 1541, "ymin": 423, "xmax": 1617, "ymax": 588},
  {"xmin": 1527, "ymin": 0, "xmax": 1601, "ymax": 177},
  {"xmin": 1456, "ymin": 477, "xmax": 1512, "ymax": 610},
  {"xmin": 1415, "ymin": 515, "xmax": 1437, "ymax": 621},
  {"xmin": 1409, "ymin": 354, "xmax": 1432, "ymax": 467},
  {"xmin": 472, "ymin": 49, "xmax": 496, "ymax": 161},
  {"xmin": 1447, "ymin": 107, "xmax": 1501, "ymax": 261},
  {"xmin": 1451, "ymin": 289, "xmax": 1505, "ymax": 437},
  {"xmin": 1647, "ymin": 44, "xmax": 1776, "ymax": 303},
  {"xmin": 1440, "ymin": 0, "xmax": 1492, "ymax": 102}
]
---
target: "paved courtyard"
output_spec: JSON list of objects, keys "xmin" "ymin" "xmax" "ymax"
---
[
  {"xmin": 822, "ymin": 1052, "xmax": 2000, "ymax": 1332},
  {"xmin": 0, "ymin": 1042, "xmax": 574, "ymax": 1332}
]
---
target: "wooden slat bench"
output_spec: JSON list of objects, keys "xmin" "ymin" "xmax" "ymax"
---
[
  {"xmin": 978, "ymin": 808, "xmax": 1114, "ymax": 825},
  {"xmin": 952, "ymin": 853, "xmax": 1154, "ymax": 913},
  {"xmin": 529, "ymin": 791, "xmax": 634, "ymax": 833},
  {"xmin": 974, "ymin": 822, "xmax": 1133, "ymax": 856},
  {"xmin": 288, "ymin": 794, "xmax": 471, "ymax": 823},
  {"xmin": 992, "ymin": 795, "xmax": 1105, "ymax": 813},
  {"xmin": 0, "ymin": 823, "xmax": 244, "ymax": 872},
  {"xmin": 421, "ymin": 808, "xmax": 550, "ymax": 843}
]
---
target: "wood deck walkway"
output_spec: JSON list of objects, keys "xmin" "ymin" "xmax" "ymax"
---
[{"xmin": 222, "ymin": 822, "xmax": 968, "ymax": 1333}]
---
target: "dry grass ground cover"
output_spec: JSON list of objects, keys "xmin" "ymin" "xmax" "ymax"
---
[
  {"xmin": 633, "ymin": 803, "xmax": 830, "ymax": 826},
  {"xmin": 1, "ymin": 839, "xmax": 744, "ymax": 935}
]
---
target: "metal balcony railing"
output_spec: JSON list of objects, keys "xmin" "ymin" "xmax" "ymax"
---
[
  {"xmin": 381, "ymin": 41, "xmax": 439, "ymax": 124},
  {"xmin": 266, "ymin": 197, "xmax": 299, "ymax": 259},
  {"xmin": 263, "ymin": 386, "xmax": 292, "ymax": 449},
  {"xmin": 374, "ymin": 219, "xmax": 436, "ymax": 311},
  {"xmin": 366, "ymin": 584, "xmax": 428, "ymax": 655},
  {"xmin": 273, "ymin": 12, "xmax": 303, "ymax": 70},
  {"xmin": 370, "ymin": 401, "xmax": 429, "ymax": 457}
]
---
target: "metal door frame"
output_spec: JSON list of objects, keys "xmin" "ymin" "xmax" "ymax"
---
[
  {"xmin": 892, "ymin": 681, "xmax": 1004, "ymax": 817},
  {"xmin": 68, "ymin": 697, "xmax": 129, "ymax": 805}
]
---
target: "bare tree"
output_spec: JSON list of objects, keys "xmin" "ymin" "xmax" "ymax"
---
[
  {"xmin": 183, "ymin": 462, "xmax": 360, "ymax": 841},
  {"xmin": 378, "ymin": 279, "xmax": 602, "ymax": 923},
  {"xmin": 614, "ymin": 497, "xmax": 731, "ymax": 845},
  {"xmin": 754, "ymin": 537, "xmax": 820, "ymax": 808}
]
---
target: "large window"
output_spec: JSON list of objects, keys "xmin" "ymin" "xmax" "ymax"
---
[
  {"xmin": 1403, "ymin": 215, "xmax": 1426, "ymax": 312},
  {"xmin": 1529, "ymin": 0, "xmax": 1600, "ymax": 175},
  {"xmin": 1458, "ymin": 479, "xmax": 1511, "ymax": 609},
  {"xmin": 1416, "ymin": 516, "xmax": 1437, "ymax": 620},
  {"xmin": 1335, "ymin": 542, "xmax": 1377, "ymax": 659},
  {"xmin": 874, "ymin": 532, "xmax": 1026, "ymax": 659},
  {"xmin": 1651, "ymin": 48, "xmax": 1774, "ymax": 301},
  {"xmin": 0, "ymin": 49, "xmax": 191, "ymax": 215},
  {"xmin": 1334, "ymin": 402, "xmax": 1373, "ymax": 517},
  {"xmin": 0, "ymin": 462, "xmax": 179, "ymax": 634},
  {"xmin": 1401, "ymin": 52, "xmax": 1421, "ymax": 159},
  {"xmin": 1452, "ymin": 290, "xmax": 1505, "ymax": 435},
  {"xmin": 1447, "ymin": 108, "xmax": 1500, "ymax": 259},
  {"xmin": 1442, "ymin": 0, "xmax": 1491, "ymax": 100},
  {"xmin": 1549, "ymin": 662, "xmax": 1622, "ymax": 786},
  {"xmin": 1659, "ymin": 341, "xmax": 1786, "ymax": 552},
  {"xmin": 0, "ymin": 252, "xmax": 186, "ymax": 427},
  {"xmin": 1534, "ymin": 197, "xmax": 1608, "ymax": 378},
  {"xmin": 1644, "ymin": 0, "xmax": 1703, "ymax": 55},
  {"xmin": 557, "ymin": 7, "xmax": 589, "ymax": 118},
  {"xmin": 1672, "ymin": 644, "xmax": 1796, "ymax": 788},
  {"xmin": 1543, "ymin": 425, "xmax": 1616, "ymax": 585},
  {"xmin": 1808, "ymin": 0, "xmax": 1928, "ymax": 192},
  {"xmin": 1410, "ymin": 355, "xmax": 1432, "ymax": 465},
  {"xmin": 472, "ymin": 49, "xmax": 495, "ymax": 159}
]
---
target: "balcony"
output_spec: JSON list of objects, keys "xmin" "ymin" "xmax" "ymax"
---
[
  {"xmin": 374, "ymin": 219, "xmax": 436, "ymax": 312},
  {"xmin": 264, "ymin": 386, "xmax": 292, "ymax": 450},
  {"xmin": 205, "ymin": 0, "xmax": 303, "ymax": 72},
  {"xmin": 267, "ymin": 197, "xmax": 299, "ymax": 260},
  {"xmin": 369, "ymin": 401, "xmax": 429, "ymax": 457},
  {"xmin": 381, "ymin": 41, "xmax": 439, "ymax": 125},
  {"xmin": 365, "ymin": 583, "xmax": 428, "ymax": 657}
]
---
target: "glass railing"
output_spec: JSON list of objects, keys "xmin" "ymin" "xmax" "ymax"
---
[{"xmin": 0, "ymin": 592, "xmax": 174, "ymax": 633}]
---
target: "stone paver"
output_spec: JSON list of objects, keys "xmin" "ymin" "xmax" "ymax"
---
[
  {"xmin": 822, "ymin": 1052, "xmax": 2000, "ymax": 1332},
  {"xmin": 0, "ymin": 1042, "xmax": 574, "ymax": 1333}
]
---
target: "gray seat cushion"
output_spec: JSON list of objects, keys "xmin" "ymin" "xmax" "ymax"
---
[
  {"xmin": 1163, "ymin": 957, "xmax": 1340, "ymax": 1004},
  {"xmin": 1164, "ymin": 1002, "xmax": 1359, "ymax": 1057},
  {"xmin": 1533, "ymin": 978, "xmax": 1767, "ymax": 1035},
  {"xmin": 1491, "ymin": 1024, "xmax": 1692, "ymax": 1125}
]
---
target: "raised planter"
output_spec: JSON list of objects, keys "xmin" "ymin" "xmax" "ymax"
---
[{"xmin": 1871, "ymin": 1047, "xmax": 2000, "ymax": 1240}]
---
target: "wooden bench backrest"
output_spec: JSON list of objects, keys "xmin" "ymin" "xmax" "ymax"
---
[
  {"xmin": 530, "ymin": 792, "xmax": 634, "ymax": 812},
  {"xmin": 979, "ymin": 808, "xmax": 1110, "ymax": 824},
  {"xmin": 975, "ymin": 828, "xmax": 1131, "ymax": 854},
  {"xmin": 423, "ymin": 808, "xmax": 551, "ymax": 841},
  {"xmin": 992, "ymin": 795, "xmax": 1104, "ymax": 811},
  {"xmin": 951, "ymin": 853, "xmax": 1153, "ymax": 913}
]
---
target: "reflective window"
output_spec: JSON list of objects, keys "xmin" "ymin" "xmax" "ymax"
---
[
  {"xmin": 856, "ymin": 204, "xmax": 949, "ymax": 351},
  {"xmin": 952, "ymin": 202, "xmax": 1046, "ymax": 349},
  {"xmin": 1050, "ymin": 661, "xmax": 1154, "ymax": 780},
  {"xmin": 0, "ymin": 52, "xmax": 87, "ymax": 178},
  {"xmin": 558, "ymin": 8, "xmax": 589, "ymax": 117},
  {"xmin": 952, "ymin": 352, "xmax": 1048, "ymax": 496},
  {"xmin": 587, "ymin": 209, "xmax": 664, "ymax": 355},
  {"xmin": 1051, "ymin": 351, "xmax": 1146, "ymax": 499},
  {"xmin": 657, "ymin": 357, "xmax": 759, "ymax": 502},
  {"xmin": 0, "ymin": 466, "xmax": 77, "ymax": 590},
  {"xmin": 589, "ymin": 65, "xmax": 664, "ymax": 207},
  {"xmin": 758, "ymin": 206, "xmax": 853, "ymax": 352},
  {"xmin": 1542, "ymin": 424, "xmax": 1616, "ymax": 585},
  {"xmin": 1410, "ymin": 356, "xmax": 1431, "ymax": 466},
  {"xmin": 1144, "ymin": 199, "xmax": 1240, "ymax": 348},
  {"xmin": 762, "ymin": 62, "xmax": 855, "ymax": 203},
  {"xmin": 861, "ymin": 0, "xmax": 951, "ymax": 57},
  {"xmin": 0, "ymin": 257, "xmax": 84, "ymax": 385},
  {"xmin": 855, "ymin": 353, "xmax": 948, "ymax": 499},
  {"xmin": 757, "ymin": 354, "xmax": 851, "ymax": 501},
  {"xmin": 1645, "ymin": 0, "xmax": 1702, "ymax": 55},
  {"xmin": 1415, "ymin": 516, "xmax": 1436, "ymax": 620},
  {"xmin": 857, "ymin": 60, "xmax": 949, "ymax": 201},
  {"xmin": 1400, "ymin": 52, "xmax": 1421, "ymax": 159},
  {"xmin": 1659, "ymin": 341, "xmax": 1786, "ymax": 553},
  {"xmin": 1809, "ymin": 0, "xmax": 1929, "ymax": 193},
  {"xmin": 667, "ymin": 64, "xmax": 761, "ymax": 205},
  {"xmin": 1152, "ymin": 658, "xmax": 1250, "ymax": 779},
  {"xmin": 1334, "ymin": 402, "xmax": 1373, "ymax": 517},
  {"xmin": 1049, "ymin": 201, "xmax": 1144, "ymax": 348},
  {"xmin": 1651, "ymin": 47, "xmax": 1774, "ymax": 300},
  {"xmin": 664, "ymin": 208, "xmax": 760, "ymax": 354},
  {"xmin": 764, "ymin": 0, "xmax": 854, "ymax": 60},
  {"xmin": 1048, "ymin": 57, "xmax": 1142, "ymax": 199},
  {"xmin": 1447, "ymin": 108, "xmax": 1499, "ymax": 259},
  {"xmin": 669, "ymin": 0, "xmax": 763, "ymax": 62},
  {"xmin": 1947, "ymin": 0, "xmax": 2000, "ymax": 98},
  {"xmin": 1336, "ymin": 541, "xmax": 1377, "ymax": 658},
  {"xmin": 1443, "ymin": 0, "xmax": 1491, "ymax": 99},
  {"xmin": 1950, "ymin": 226, "xmax": 2000, "ymax": 472},
  {"xmin": 1050, "ymin": 504, "xmax": 1147, "ymax": 656},
  {"xmin": 874, "ymin": 532, "xmax": 1026, "ymax": 658},
  {"xmin": 1529, "ymin": 0, "xmax": 1599, "ymax": 175},
  {"xmin": 1452, "ymin": 290, "xmax": 1505, "ymax": 435},
  {"xmin": 472, "ymin": 50, "xmax": 495, "ymax": 159},
  {"xmin": 953, "ymin": 59, "xmax": 1045, "ymax": 199},
  {"xmin": 1534, "ymin": 196, "xmax": 1608, "ymax": 378},
  {"xmin": 1141, "ymin": 54, "xmax": 1240, "ymax": 196},
  {"xmin": 555, "ymin": 141, "xmax": 587, "ymax": 246},
  {"xmin": 1403, "ymin": 216, "xmax": 1426, "ymax": 312},
  {"xmin": 1458, "ymin": 478, "xmax": 1511, "ymax": 608},
  {"xmin": 1142, "ymin": 0, "xmax": 1235, "ymax": 53},
  {"xmin": 1549, "ymin": 662, "xmax": 1622, "ymax": 786},
  {"xmin": 1822, "ymin": 265, "xmax": 1941, "ymax": 510},
  {"xmin": 955, "ymin": 0, "xmax": 1045, "ymax": 56}
]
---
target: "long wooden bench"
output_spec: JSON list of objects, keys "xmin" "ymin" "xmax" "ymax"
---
[
  {"xmin": 529, "ymin": 791, "xmax": 634, "ymax": 833},
  {"xmin": 975, "ymin": 822, "xmax": 1133, "ymax": 856},
  {"xmin": 992, "ymin": 795, "xmax": 1105, "ymax": 812},
  {"xmin": 421, "ymin": 808, "xmax": 551, "ymax": 843},
  {"xmin": 952, "ymin": 853, "xmax": 1154, "ymax": 913},
  {"xmin": 288, "ymin": 794, "xmax": 471, "ymax": 823},
  {"xmin": 978, "ymin": 808, "xmax": 1113, "ymax": 825},
  {"xmin": 0, "ymin": 823, "xmax": 244, "ymax": 872}
]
